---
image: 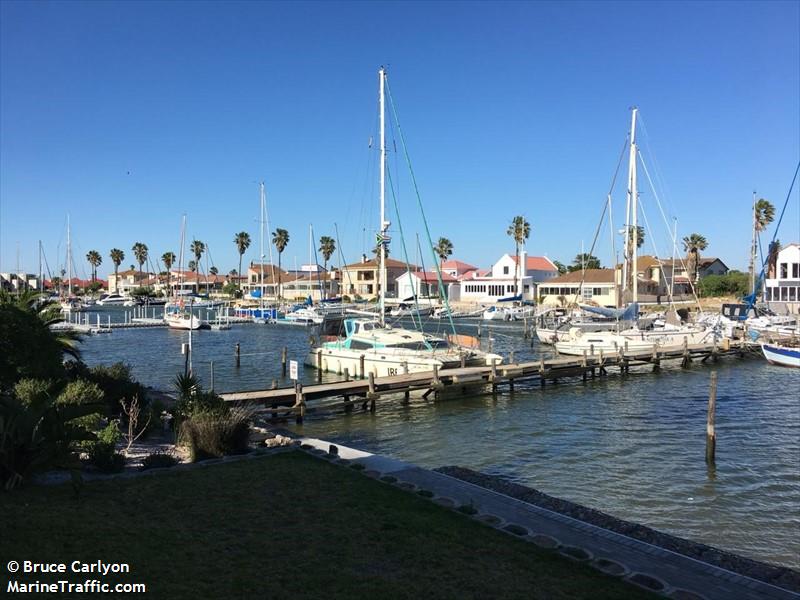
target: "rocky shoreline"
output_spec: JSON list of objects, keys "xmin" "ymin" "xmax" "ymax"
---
[{"xmin": 435, "ymin": 466, "xmax": 800, "ymax": 593}]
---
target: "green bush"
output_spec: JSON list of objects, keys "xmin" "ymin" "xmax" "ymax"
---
[
  {"xmin": 14, "ymin": 379, "xmax": 55, "ymax": 409},
  {"xmin": 140, "ymin": 452, "xmax": 179, "ymax": 471},
  {"xmin": 84, "ymin": 422, "xmax": 125, "ymax": 473},
  {"xmin": 179, "ymin": 408, "xmax": 252, "ymax": 462},
  {"xmin": 697, "ymin": 271, "xmax": 750, "ymax": 298},
  {"xmin": 0, "ymin": 303, "xmax": 66, "ymax": 391},
  {"xmin": 56, "ymin": 379, "xmax": 105, "ymax": 431},
  {"xmin": 0, "ymin": 393, "xmax": 100, "ymax": 490},
  {"xmin": 88, "ymin": 363, "xmax": 148, "ymax": 416}
]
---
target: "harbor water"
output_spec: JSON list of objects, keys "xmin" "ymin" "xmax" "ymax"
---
[{"xmin": 77, "ymin": 308, "xmax": 800, "ymax": 570}]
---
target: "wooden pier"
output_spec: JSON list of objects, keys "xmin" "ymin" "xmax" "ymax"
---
[{"xmin": 220, "ymin": 338, "xmax": 756, "ymax": 423}]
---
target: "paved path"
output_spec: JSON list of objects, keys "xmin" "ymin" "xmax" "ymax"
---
[{"xmin": 300, "ymin": 437, "xmax": 799, "ymax": 600}]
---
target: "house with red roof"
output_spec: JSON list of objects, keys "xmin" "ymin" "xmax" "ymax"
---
[
  {"xmin": 457, "ymin": 252, "xmax": 558, "ymax": 303},
  {"xmin": 396, "ymin": 271, "xmax": 457, "ymax": 300},
  {"xmin": 440, "ymin": 259, "xmax": 478, "ymax": 280}
]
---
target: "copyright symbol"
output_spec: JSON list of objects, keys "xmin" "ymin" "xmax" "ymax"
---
[{"xmin": 7, "ymin": 561, "xmax": 19, "ymax": 572}]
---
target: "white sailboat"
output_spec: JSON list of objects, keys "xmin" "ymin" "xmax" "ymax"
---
[
  {"xmin": 305, "ymin": 67, "xmax": 500, "ymax": 376},
  {"xmin": 165, "ymin": 216, "xmax": 207, "ymax": 330},
  {"xmin": 60, "ymin": 215, "xmax": 87, "ymax": 314},
  {"xmin": 554, "ymin": 109, "xmax": 715, "ymax": 356}
]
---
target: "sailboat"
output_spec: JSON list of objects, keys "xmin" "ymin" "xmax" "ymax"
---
[
  {"xmin": 554, "ymin": 109, "xmax": 716, "ymax": 356},
  {"xmin": 305, "ymin": 68, "xmax": 501, "ymax": 376},
  {"xmin": 164, "ymin": 216, "xmax": 207, "ymax": 330},
  {"xmin": 60, "ymin": 215, "xmax": 87, "ymax": 314}
]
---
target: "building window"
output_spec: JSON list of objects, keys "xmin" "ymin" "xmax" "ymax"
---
[
  {"xmin": 790, "ymin": 287, "xmax": 797, "ymax": 302},
  {"xmin": 781, "ymin": 287, "xmax": 788, "ymax": 301},
  {"xmin": 582, "ymin": 287, "xmax": 592, "ymax": 300},
  {"xmin": 780, "ymin": 263, "xmax": 788, "ymax": 278},
  {"xmin": 793, "ymin": 263, "xmax": 799, "ymax": 278},
  {"xmin": 593, "ymin": 288, "xmax": 602, "ymax": 296},
  {"xmin": 503, "ymin": 266, "xmax": 509, "ymax": 275}
]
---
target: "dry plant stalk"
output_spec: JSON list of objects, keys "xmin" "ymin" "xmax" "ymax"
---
[{"xmin": 120, "ymin": 395, "xmax": 152, "ymax": 456}]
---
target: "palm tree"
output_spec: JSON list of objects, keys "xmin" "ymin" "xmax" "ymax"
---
[
  {"xmin": 109, "ymin": 248, "xmax": 125, "ymax": 293},
  {"xmin": 272, "ymin": 228, "xmax": 290, "ymax": 301},
  {"xmin": 682, "ymin": 233, "xmax": 708, "ymax": 288},
  {"xmin": 190, "ymin": 240, "xmax": 205, "ymax": 273},
  {"xmin": 188, "ymin": 260, "xmax": 197, "ymax": 273},
  {"xmin": 372, "ymin": 242, "xmax": 390, "ymax": 258},
  {"xmin": 569, "ymin": 254, "xmax": 601, "ymax": 271},
  {"xmin": 162, "ymin": 251, "xmax": 176, "ymax": 296},
  {"xmin": 86, "ymin": 250, "xmax": 102, "ymax": 284},
  {"xmin": 233, "ymin": 232, "xmax": 251, "ymax": 294},
  {"xmin": 209, "ymin": 266, "xmax": 218, "ymax": 276},
  {"xmin": 754, "ymin": 198, "xmax": 775, "ymax": 233},
  {"xmin": 318, "ymin": 236, "xmax": 336, "ymax": 299},
  {"xmin": 767, "ymin": 240, "xmax": 781, "ymax": 278},
  {"xmin": 629, "ymin": 225, "xmax": 645, "ymax": 249},
  {"xmin": 131, "ymin": 243, "xmax": 149, "ymax": 290},
  {"xmin": 434, "ymin": 237, "xmax": 453, "ymax": 268},
  {"xmin": 506, "ymin": 216, "xmax": 531, "ymax": 296}
]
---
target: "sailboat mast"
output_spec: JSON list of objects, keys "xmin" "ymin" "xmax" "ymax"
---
[
  {"xmin": 628, "ymin": 108, "xmax": 639, "ymax": 303},
  {"xmin": 38, "ymin": 240, "xmax": 43, "ymax": 293},
  {"xmin": 750, "ymin": 190, "xmax": 757, "ymax": 296},
  {"xmin": 379, "ymin": 66, "xmax": 387, "ymax": 326},
  {"xmin": 67, "ymin": 214, "xmax": 72, "ymax": 297},
  {"xmin": 260, "ymin": 182, "xmax": 265, "ymax": 309}
]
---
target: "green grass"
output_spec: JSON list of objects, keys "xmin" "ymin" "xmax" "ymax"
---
[{"xmin": 1, "ymin": 451, "xmax": 654, "ymax": 599}]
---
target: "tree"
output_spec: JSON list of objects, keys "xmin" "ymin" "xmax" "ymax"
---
[
  {"xmin": 750, "ymin": 198, "xmax": 776, "ymax": 287},
  {"xmin": 767, "ymin": 240, "xmax": 781, "ymax": 278},
  {"xmin": 131, "ymin": 243, "xmax": 149, "ymax": 290},
  {"xmin": 162, "ymin": 252, "xmax": 176, "ymax": 296},
  {"xmin": 109, "ymin": 249, "xmax": 125, "ymax": 293},
  {"xmin": 506, "ymin": 216, "xmax": 530, "ymax": 296},
  {"xmin": 434, "ymin": 237, "xmax": 453, "ymax": 268},
  {"xmin": 629, "ymin": 225, "xmax": 645, "ymax": 249},
  {"xmin": 682, "ymin": 233, "xmax": 708, "ymax": 288},
  {"xmin": 317, "ymin": 236, "xmax": 336, "ymax": 300},
  {"xmin": 233, "ymin": 232, "xmax": 251, "ymax": 294},
  {"xmin": 190, "ymin": 240, "xmax": 205, "ymax": 274},
  {"xmin": 188, "ymin": 260, "xmax": 197, "ymax": 273},
  {"xmin": 553, "ymin": 260, "xmax": 567, "ymax": 275},
  {"xmin": 372, "ymin": 242, "xmax": 390, "ymax": 258},
  {"xmin": 86, "ymin": 250, "xmax": 102, "ymax": 284},
  {"xmin": 209, "ymin": 266, "xmax": 218, "ymax": 276},
  {"xmin": 568, "ymin": 253, "xmax": 601, "ymax": 272},
  {"xmin": 272, "ymin": 228, "xmax": 290, "ymax": 301}
]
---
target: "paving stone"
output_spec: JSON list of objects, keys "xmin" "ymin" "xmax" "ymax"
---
[
  {"xmin": 559, "ymin": 545, "xmax": 592, "ymax": 561},
  {"xmin": 503, "ymin": 523, "xmax": 529, "ymax": 536},
  {"xmin": 591, "ymin": 558, "xmax": 628, "ymax": 577},
  {"xmin": 628, "ymin": 572, "xmax": 667, "ymax": 592},
  {"xmin": 530, "ymin": 534, "xmax": 560, "ymax": 549}
]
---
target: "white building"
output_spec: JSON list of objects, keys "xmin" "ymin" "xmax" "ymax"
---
[
  {"xmin": 458, "ymin": 253, "xmax": 559, "ymax": 303},
  {"xmin": 764, "ymin": 243, "xmax": 800, "ymax": 313},
  {"xmin": 396, "ymin": 271, "xmax": 457, "ymax": 300}
]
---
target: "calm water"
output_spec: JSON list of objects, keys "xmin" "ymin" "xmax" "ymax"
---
[{"xmin": 78, "ymin": 307, "xmax": 800, "ymax": 569}]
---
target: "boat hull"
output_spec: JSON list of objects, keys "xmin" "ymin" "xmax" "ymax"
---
[
  {"xmin": 761, "ymin": 343, "xmax": 800, "ymax": 367},
  {"xmin": 305, "ymin": 347, "xmax": 497, "ymax": 377}
]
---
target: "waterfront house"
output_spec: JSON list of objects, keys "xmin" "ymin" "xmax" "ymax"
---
[
  {"xmin": 339, "ymin": 255, "xmax": 415, "ymax": 300},
  {"xmin": 108, "ymin": 269, "xmax": 153, "ymax": 295},
  {"xmin": 538, "ymin": 269, "xmax": 619, "ymax": 307},
  {"xmin": 458, "ymin": 253, "xmax": 559, "ymax": 303},
  {"xmin": 0, "ymin": 272, "xmax": 42, "ymax": 292},
  {"xmin": 764, "ymin": 243, "xmax": 800, "ymax": 313},
  {"xmin": 280, "ymin": 272, "xmax": 340, "ymax": 302},
  {"xmin": 396, "ymin": 271, "xmax": 457, "ymax": 300},
  {"xmin": 440, "ymin": 259, "xmax": 478, "ymax": 279},
  {"xmin": 244, "ymin": 261, "xmax": 290, "ymax": 299}
]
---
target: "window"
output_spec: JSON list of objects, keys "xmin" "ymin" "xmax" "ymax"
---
[
  {"xmin": 349, "ymin": 340, "xmax": 373, "ymax": 350},
  {"xmin": 793, "ymin": 264, "xmax": 799, "ymax": 278},
  {"xmin": 582, "ymin": 286, "xmax": 592, "ymax": 300},
  {"xmin": 780, "ymin": 263, "xmax": 788, "ymax": 278},
  {"xmin": 781, "ymin": 287, "xmax": 788, "ymax": 301},
  {"xmin": 593, "ymin": 288, "xmax": 602, "ymax": 296},
  {"xmin": 503, "ymin": 266, "xmax": 509, "ymax": 274},
  {"xmin": 790, "ymin": 287, "xmax": 797, "ymax": 302}
]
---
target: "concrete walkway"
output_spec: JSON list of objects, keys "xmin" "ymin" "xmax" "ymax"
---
[{"xmin": 299, "ymin": 437, "xmax": 799, "ymax": 600}]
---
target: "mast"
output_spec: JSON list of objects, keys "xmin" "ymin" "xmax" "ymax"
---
[
  {"xmin": 627, "ymin": 108, "xmax": 639, "ymax": 303},
  {"xmin": 379, "ymin": 66, "xmax": 388, "ymax": 326},
  {"xmin": 259, "ymin": 182, "xmax": 265, "ymax": 310},
  {"xmin": 750, "ymin": 190, "xmax": 757, "ymax": 297},
  {"xmin": 67, "ymin": 214, "xmax": 72, "ymax": 297},
  {"xmin": 38, "ymin": 240, "xmax": 43, "ymax": 293}
]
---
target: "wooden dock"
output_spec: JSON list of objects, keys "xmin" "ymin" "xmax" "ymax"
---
[{"xmin": 220, "ymin": 338, "xmax": 757, "ymax": 422}]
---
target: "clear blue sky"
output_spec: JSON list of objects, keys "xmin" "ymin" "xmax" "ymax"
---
[{"xmin": 1, "ymin": 0, "xmax": 798, "ymax": 279}]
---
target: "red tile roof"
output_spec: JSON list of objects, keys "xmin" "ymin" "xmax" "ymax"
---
[
  {"xmin": 408, "ymin": 271, "xmax": 457, "ymax": 283},
  {"xmin": 441, "ymin": 259, "xmax": 477, "ymax": 272},
  {"xmin": 512, "ymin": 255, "xmax": 558, "ymax": 271}
]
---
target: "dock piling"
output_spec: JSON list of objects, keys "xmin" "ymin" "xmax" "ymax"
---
[
  {"xmin": 210, "ymin": 361, "xmax": 215, "ymax": 392},
  {"xmin": 343, "ymin": 367, "xmax": 350, "ymax": 381},
  {"xmin": 281, "ymin": 347, "xmax": 288, "ymax": 377},
  {"xmin": 359, "ymin": 355, "xmax": 365, "ymax": 379},
  {"xmin": 706, "ymin": 371, "xmax": 717, "ymax": 464},
  {"xmin": 235, "ymin": 343, "xmax": 241, "ymax": 368},
  {"xmin": 316, "ymin": 350, "xmax": 323, "ymax": 382}
]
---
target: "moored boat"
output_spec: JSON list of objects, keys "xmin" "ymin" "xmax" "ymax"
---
[{"xmin": 761, "ymin": 341, "xmax": 800, "ymax": 367}]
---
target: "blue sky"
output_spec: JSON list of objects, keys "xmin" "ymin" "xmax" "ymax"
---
[{"xmin": 1, "ymin": 0, "xmax": 798, "ymax": 279}]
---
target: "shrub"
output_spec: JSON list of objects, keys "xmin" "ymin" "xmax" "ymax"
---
[
  {"xmin": 88, "ymin": 363, "xmax": 148, "ymax": 416},
  {"xmin": 14, "ymin": 379, "xmax": 55, "ymax": 409},
  {"xmin": 0, "ymin": 302, "xmax": 66, "ymax": 391},
  {"xmin": 57, "ymin": 379, "xmax": 105, "ymax": 431},
  {"xmin": 140, "ymin": 452, "xmax": 179, "ymax": 471},
  {"xmin": 179, "ymin": 407, "xmax": 253, "ymax": 462},
  {"xmin": 84, "ymin": 422, "xmax": 125, "ymax": 473},
  {"xmin": 0, "ymin": 393, "xmax": 98, "ymax": 490}
]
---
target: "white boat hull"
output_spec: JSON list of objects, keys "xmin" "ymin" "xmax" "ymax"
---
[
  {"xmin": 555, "ymin": 327, "xmax": 716, "ymax": 355},
  {"xmin": 761, "ymin": 343, "xmax": 800, "ymax": 367},
  {"xmin": 305, "ymin": 347, "xmax": 498, "ymax": 377}
]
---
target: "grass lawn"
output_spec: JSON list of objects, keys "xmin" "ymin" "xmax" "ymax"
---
[{"xmin": 2, "ymin": 451, "xmax": 653, "ymax": 599}]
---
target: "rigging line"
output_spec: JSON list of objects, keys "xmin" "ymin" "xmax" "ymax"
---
[
  {"xmin": 311, "ymin": 225, "xmax": 324, "ymax": 300},
  {"xmin": 567, "ymin": 134, "xmax": 629, "ymax": 308},
  {"xmin": 638, "ymin": 150, "xmax": 703, "ymax": 310},
  {"xmin": 385, "ymin": 165, "xmax": 423, "ymax": 330},
  {"xmin": 334, "ymin": 222, "xmax": 355, "ymax": 311},
  {"xmin": 384, "ymin": 77, "xmax": 457, "ymax": 335},
  {"xmin": 769, "ymin": 160, "xmax": 800, "ymax": 246},
  {"xmin": 637, "ymin": 113, "xmax": 676, "ymax": 221}
]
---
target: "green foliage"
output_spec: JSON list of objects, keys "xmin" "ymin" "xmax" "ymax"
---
[
  {"xmin": 140, "ymin": 451, "xmax": 179, "ymax": 471},
  {"xmin": 84, "ymin": 422, "xmax": 125, "ymax": 473},
  {"xmin": 0, "ymin": 392, "xmax": 100, "ymax": 490},
  {"xmin": 553, "ymin": 260, "xmax": 567, "ymax": 275},
  {"xmin": 88, "ymin": 362, "xmax": 147, "ymax": 416},
  {"xmin": 0, "ymin": 297, "xmax": 69, "ymax": 391},
  {"xmin": 222, "ymin": 282, "xmax": 239, "ymax": 297},
  {"xmin": 568, "ymin": 254, "xmax": 601, "ymax": 271},
  {"xmin": 56, "ymin": 379, "xmax": 105, "ymax": 431},
  {"xmin": 14, "ymin": 379, "xmax": 55, "ymax": 409},
  {"xmin": 697, "ymin": 271, "xmax": 750, "ymax": 298},
  {"xmin": 180, "ymin": 407, "xmax": 252, "ymax": 461}
]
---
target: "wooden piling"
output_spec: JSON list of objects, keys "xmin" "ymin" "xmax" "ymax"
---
[
  {"xmin": 235, "ymin": 343, "xmax": 241, "ymax": 368},
  {"xmin": 281, "ymin": 347, "xmax": 288, "ymax": 376},
  {"xmin": 706, "ymin": 371, "xmax": 717, "ymax": 464},
  {"xmin": 509, "ymin": 351, "xmax": 515, "ymax": 365},
  {"xmin": 316, "ymin": 350, "xmax": 323, "ymax": 381},
  {"xmin": 368, "ymin": 372, "xmax": 376, "ymax": 413},
  {"xmin": 359, "ymin": 354, "xmax": 365, "ymax": 379},
  {"xmin": 210, "ymin": 361, "xmax": 215, "ymax": 392},
  {"xmin": 343, "ymin": 367, "xmax": 350, "ymax": 381},
  {"xmin": 539, "ymin": 357, "xmax": 545, "ymax": 387},
  {"xmin": 402, "ymin": 361, "xmax": 408, "ymax": 375},
  {"xmin": 295, "ymin": 383, "xmax": 305, "ymax": 424}
]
